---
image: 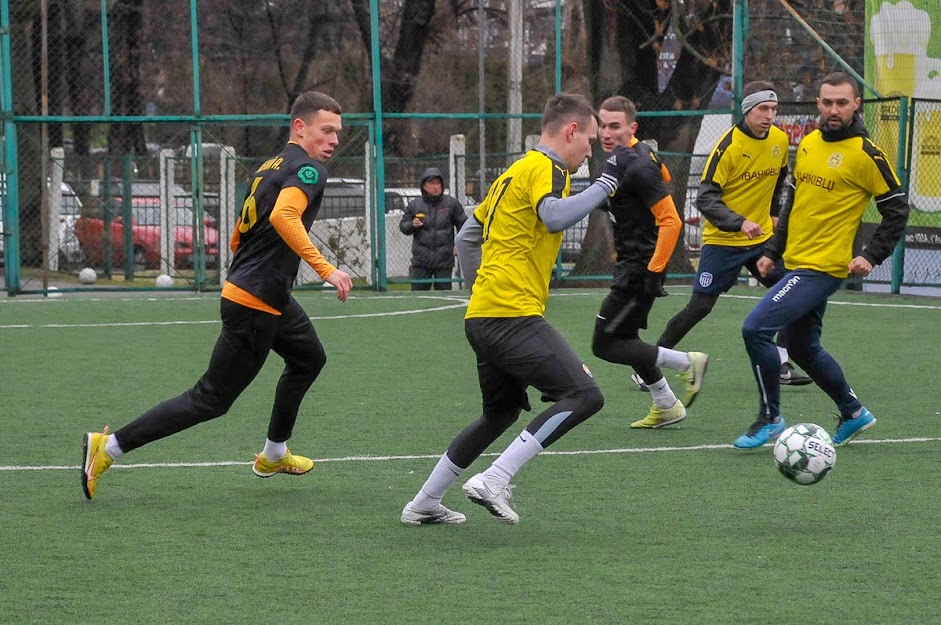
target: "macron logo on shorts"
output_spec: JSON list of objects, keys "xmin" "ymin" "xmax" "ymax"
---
[
  {"xmin": 772, "ymin": 275, "xmax": 801, "ymax": 302},
  {"xmin": 699, "ymin": 272, "xmax": 713, "ymax": 288}
]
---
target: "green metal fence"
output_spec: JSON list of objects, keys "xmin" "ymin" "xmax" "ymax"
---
[{"xmin": 1, "ymin": 0, "xmax": 937, "ymax": 296}]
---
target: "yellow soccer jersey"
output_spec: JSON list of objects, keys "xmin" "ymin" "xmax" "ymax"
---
[
  {"xmin": 465, "ymin": 149, "xmax": 569, "ymax": 318},
  {"xmin": 700, "ymin": 125, "xmax": 789, "ymax": 247},
  {"xmin": 786, "ymin": 130, "xmax": 901, "ymax": 278}
]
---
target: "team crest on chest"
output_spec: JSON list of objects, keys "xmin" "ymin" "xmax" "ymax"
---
[
  {"xmin": 828, "ymin": 152, "xmax": 843, "ymax": 168},
  {"xmin": 772, "ymin": 145, "xmax": 781, "ymax": 158}
]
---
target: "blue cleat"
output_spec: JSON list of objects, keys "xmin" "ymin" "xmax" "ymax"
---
[
  {"xmin": 733, "ymin": 416, "xmax": 786, "ymax": 449},
  {"xmin": 833, "ymin": 407, "xmax": 876, "ymax": 446}
]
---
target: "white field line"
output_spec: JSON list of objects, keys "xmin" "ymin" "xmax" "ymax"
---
[
  {"xmin": 1, "ymin": 289, "xmax": 938, "ymax": 330},
  {"xmin": 0, "ymin": 295, "xmax": 471, "ymax": 329},
  {"xmin": 552, "ymin": 289, "xmax": 941, "ymax": 310},
  {"xmin": 4, "ymin": 436, "xmax": 939, "ymax": 472}
]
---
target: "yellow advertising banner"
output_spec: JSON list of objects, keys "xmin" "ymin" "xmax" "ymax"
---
[{"xmin": 867, "ymin": 0, "xmax": 941, "ymax": 224}]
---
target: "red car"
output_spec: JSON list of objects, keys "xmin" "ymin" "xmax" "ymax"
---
[{"xmin": 75, "ymin": 182, "xmax": 220, "ymax": 270}]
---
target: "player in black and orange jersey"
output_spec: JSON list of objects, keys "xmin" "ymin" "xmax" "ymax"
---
[
  {"xmin": 81, "ymin": 91, "xmax": 353, "ymax": 499},
  {"xmin": 401, "ymin": 93, "xmax": 636, "ymax": 526},
  {"xmin": 591, "ymin": 96, "xmax": 708, "ymax": 429},
  {"xmin": 737, "ymin": 72, "xmax": 908, "ymax": 449},
  {"xmin": 644, "ymin": 81, "xmax": 813, "ymax": 391}
]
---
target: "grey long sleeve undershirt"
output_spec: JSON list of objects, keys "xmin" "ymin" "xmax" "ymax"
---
[
  {"xmin": 455, "ymin": 218, "xmax": 483, "ymax": 290},
  {"xmin": 455, "ymin": 145, "xmax": 612, "ymax": 290},
  {"xmin": 534, "ymin": 145, "xmax": 610, "ymax": 233}
]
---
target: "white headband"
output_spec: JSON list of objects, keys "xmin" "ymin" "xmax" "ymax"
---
[{"xmin": 741, "ymin": 90, "xmax": 778, "ymax": 114}]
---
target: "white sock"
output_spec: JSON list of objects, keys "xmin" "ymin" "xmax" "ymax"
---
[
  {"xmin": 105, "ymin": 434, "xmax": 124, "ymax": 460},
  {"xmin": 412, "ymin": 453, "xmax": 464, "ymax": 510},
  {"xmin": 262, "ymin": 439, "xmax": 287, "ymax": 461},
  {"xmin": 777, "ymin": 346, "xmax": 789, "ymax": 365},
  {"xmin": 648, "ymin": 377, "xmax": 679, "ymax": 410},
  {"xmin": 483, "ymin": 431, "xmax": 544, "ymax": 486},
  {"xmin": 656, "ymin": 347, "xmax": 691, "ymax": 372}
]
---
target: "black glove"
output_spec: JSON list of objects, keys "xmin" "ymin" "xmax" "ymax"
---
[
  {"xmin": 597, "ymin": 144, "xmax": 638, "ymax": 195},
  {"xmin": 644, "ymin": 270, "xmax": 668, "ymax": 298}
]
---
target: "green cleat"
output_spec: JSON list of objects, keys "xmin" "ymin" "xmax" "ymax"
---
[
  {"xmin": 631, "ymin": 400, "xmax": 687, "ymax": 429},
  {"xmin": 680, "ymin": 352, "xmax": 709, "ymax": 408}
]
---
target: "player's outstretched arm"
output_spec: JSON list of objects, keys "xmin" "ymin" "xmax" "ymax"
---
[{"xmin": 538, "ymin": 145, "xmax": 638, "ymax": 233}]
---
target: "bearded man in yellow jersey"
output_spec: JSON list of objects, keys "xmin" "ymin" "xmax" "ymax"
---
[
  {"xmin": 401, "ymin": 93, "xmax": 636, "ymax": 526},
  {"xmin": 81, "ymin": 92, "xmax": 354, "ymax": 499},
  {"xmin": 735, "ymin": 72, "xmax": 909, "ymax": 449},
  {"xmin": 642, "ymin": 81, "xmax": 812, "ymax": 394}
]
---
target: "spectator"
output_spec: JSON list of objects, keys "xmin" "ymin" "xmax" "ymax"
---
[
  {"xmin": 399, "ymin": 167, "xmax": 468, "ymax": 290},
  {"xmin": 792, "ymin": 66, "xmax": 816, "ymax": 102}
]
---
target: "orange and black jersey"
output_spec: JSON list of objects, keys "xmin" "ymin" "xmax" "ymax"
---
[
  {"xmin": 227, "ymin": 143, "xmax": 328, "ymax": 311},
  {"xmin": 604, "ymin": 139, "xmax": 681, "ymax": 274}
]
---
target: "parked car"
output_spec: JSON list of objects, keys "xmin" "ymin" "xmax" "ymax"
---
[
  {"xmin": 321, "ymin": 178, "xmax": 368, "ymax": 218},
  {"xmin": 0, "ymin": 177, "xmax": 83, "ymax": 267},
  {"xmin": 57, "ymin": 182, "xmax": 84, "ymax": 266},
  {"xmin": 75, "ymin": 181, "xmax": 219, "ymax": 269}
]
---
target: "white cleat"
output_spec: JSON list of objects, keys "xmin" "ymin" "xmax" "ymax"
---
[
  {"xmin": 630, "ymin": 372, "xmax": 650, "ymax": 392},
  {"xmin": 400, "ymin": 502, "xmax": 466, "ymax": 526},
  {"xmin": 462, "ymin": 473, "xmax": 519, "ymax": 525}
]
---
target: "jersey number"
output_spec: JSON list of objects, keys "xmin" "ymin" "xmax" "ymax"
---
[
  {"xmin": 483, "ymin": 176, "xmax": 512, "ymax": 240},
  {"xmin": 238, "ymin": 176, "xmax": 263, "ymax": 233}
]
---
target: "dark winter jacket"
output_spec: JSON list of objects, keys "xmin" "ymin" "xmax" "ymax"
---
[{"xmin": 399, "ymin": 167, "xmax": 468, "ymax": 269}]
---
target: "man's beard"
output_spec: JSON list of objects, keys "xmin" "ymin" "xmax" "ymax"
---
[{"xmin": 825, "ymin": 115, "xmax": 851, "ymax": 131}]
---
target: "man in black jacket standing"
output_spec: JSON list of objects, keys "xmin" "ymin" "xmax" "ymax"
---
[{"xmin": 399, "ymin": 167, "xmax": 468, "ymax": 290}]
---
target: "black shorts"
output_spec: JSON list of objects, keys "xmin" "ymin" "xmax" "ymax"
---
[
  {"xmin": 464, "ymin": 316, "xmax": 598, "ymax": 415},
  {"xmin": 596, "ymin": 272, "xmax": 656, "ymax": 339}
]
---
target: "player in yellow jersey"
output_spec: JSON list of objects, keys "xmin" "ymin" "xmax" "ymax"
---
[
  {"xmin": 81, "ymin": 92, "xmax": 353, "ymax": 499},
  {"xmin": 401, "ymin": 93, "xmax": 636, "ymax": 525},
  {"xmin": 642, "ymin": 81, "xmax": 812, "ymax": 393},
  {"xmin": 736, "ymin": 72, "xmax": 909, "ymax": 449},
  {"xmin": 590, "ymin": 96, "xmax": 709, "ymax": 429}
]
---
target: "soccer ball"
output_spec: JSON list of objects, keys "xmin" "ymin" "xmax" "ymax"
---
[
  {"xmin": 155, "ymin": 273, "xmax": 174, "ymax": 288},
  {"xmin": 772, "ymin": 423, "xmax": 836, "ymax": 485},
  {"xmin": 78, "ymin": 267, "xmax": 97, "ymax": 284}
]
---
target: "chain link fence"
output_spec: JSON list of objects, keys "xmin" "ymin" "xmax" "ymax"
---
[{"xmin": 2, "ymin": 0, "xmax": 939, "ymax": 295}]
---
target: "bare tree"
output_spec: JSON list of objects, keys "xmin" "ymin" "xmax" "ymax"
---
[
  {"xmin": 106, "ymin": 0, "xmax": 147, "ymax": 156},
  {"xmin": 350, "ymin": 0, "xmax": 438, "ymax": 155},
  {"xmin": 580, "ymin": 0, "xmax": 732, "ymax": 276}
]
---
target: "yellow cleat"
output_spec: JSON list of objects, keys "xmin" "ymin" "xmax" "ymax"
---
[
  {"xmin": 81, "ymin": 426, "xmax": 115, "ymax": 500},
  {"xmin": 631, "ymin": 400, "xmax": 687, "ymax": 429},
  {"xmin": 680, "ymin": 352, "xmax": 709, "ymax": 408},
  {"xmin": 252, "ymin": 449, "xmax": 314, "ymax": 477}
]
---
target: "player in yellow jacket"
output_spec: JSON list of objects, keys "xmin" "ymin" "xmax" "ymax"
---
[
  {"xmin": 735, "ymin": 72, "xmax": 909, "ymax": 448},
  {"xmin": 401, "ymin": 93, "xmax": 636, "ymax": 526},
  {"xmin": 647, "ymin": 81, "xmax": 811, "ymax": 390}
]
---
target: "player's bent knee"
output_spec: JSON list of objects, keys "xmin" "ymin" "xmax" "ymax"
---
[
  {"xmin": 687, "ymin": 293, "xmax": 718, "ymax": 321},
  {"xmin": 591, "ymin": 331, "xmax": 612, "ymax": 361},
  {"xmin": 578, "ymin": 385, "xmax": 605, "ymax": 416},
  {"xmin": 484, "ymin": 408, "xmax": 523, "ymax": 430},
  {"xmin": 741, "ymin": 319, "xmax": 774, "ymax": 345}
]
